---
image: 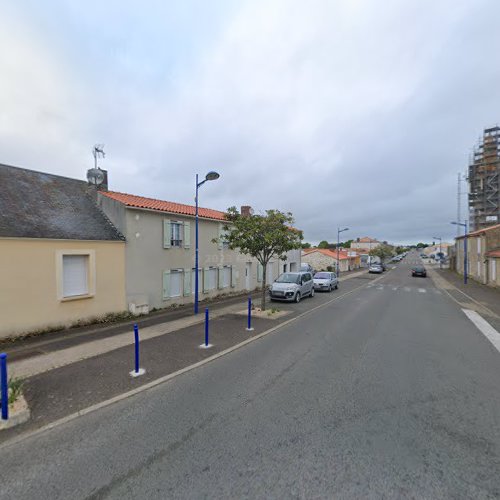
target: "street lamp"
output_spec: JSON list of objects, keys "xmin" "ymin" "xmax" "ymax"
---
[
  {"xmin": 432, "ymin": 236, "xmax": 442, "ymax": 270},
  {"xmin": 195, "ymin": 171, "xmax": 220, "ymax": 314},
  {"xmin": 450, "ymin": 221, "xmax": 468, "ymax": 284},
  {"xmin": 337, "ymin": 227, "xmax": 349, "ymax": 277}
]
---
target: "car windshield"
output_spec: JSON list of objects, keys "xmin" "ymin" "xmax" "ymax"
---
[
  {"xmin": 314, "ymin": 272, "xmax": 330, "ymax": 279},
  {"xmin": 275, "ymin": 273, "xmax": 300, "ymax": 284},
  {"xmin": 413, "ymin": 267, "xmax": 424, "ymax": 271}
]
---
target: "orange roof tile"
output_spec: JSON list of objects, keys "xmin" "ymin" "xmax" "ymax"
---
[
  {"xmin": 486, "ymin": 249, "xmax": 500, "ymax": 258},
  {"xmin": 102, "ymin": 191, "xmax": 226, "ymax": 221},
  {"xmin": 302, "ymin": 248, "xmax": 358, "ymax": 260},
  {"xmin": 456, "ymin": 223, "xmax": 500, "ymax": 239}
]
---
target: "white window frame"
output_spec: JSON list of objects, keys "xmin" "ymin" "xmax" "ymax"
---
[
  {"xmin": 171, "ymin": 221, "xmax": 183, "ymax": 247},
  {"xmin": 56, "ymin": 250, "xmax": 96, "ymax": 301}
]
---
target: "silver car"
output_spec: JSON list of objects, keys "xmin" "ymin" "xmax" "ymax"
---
[
  {"xmin": 269, "ymin": 271, "xmax": 314, "ymax": 303},
  {"xmin": 313, "ymin": 271, "xmax": 338, "ymax": 292}
]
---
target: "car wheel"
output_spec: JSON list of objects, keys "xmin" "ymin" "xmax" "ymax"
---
[
  {"xmin": 310, "ymin": 288, "xmax": 315, "ymax": 297},
  {"xmin": 335, "ymin": 284, "xmax": 338, "ymax": 290},
  {"xmin": 328, "ymin": 285, "xmax": 332, "ymax": 292},
  {"xmin": 295, "ymin": 292, "xmax": 301, "ymax": 303}
]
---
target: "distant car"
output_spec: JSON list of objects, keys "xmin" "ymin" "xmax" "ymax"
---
[
  {"xmin": 313, "ymin": 272, "xmax": 338, "ymax": 292},
  {"xmin": 369, "ymin": 264, "xmax": 383, "ymax": 274},
  {"xmin": 270, "ymin": 271, "xmax": 314, "ymax": 302},
  {"xmin": 411, "ymin": 266, "xmax": 427, "ymax": 277}
]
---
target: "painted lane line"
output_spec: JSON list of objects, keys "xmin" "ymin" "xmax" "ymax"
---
[
  {"xmin": 418, "ymin": 288, "xmax": 426, "ymax": 293},
  {"xmin": 404, "ymin": 287, "xmax": 411, "ymax": 292},
  {"xmin": 462, "ymin": 309, "xmax": 500, "ymax": 353}
]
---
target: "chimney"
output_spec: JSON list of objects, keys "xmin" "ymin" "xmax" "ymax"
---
[{"xmin": 241, "ymin": 205, "xmax": 253, "ymax": 217}]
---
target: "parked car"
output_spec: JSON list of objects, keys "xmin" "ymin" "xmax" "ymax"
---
[
  {"xmin": 269, "ymin": 271, "xmax": 314, "ymax": 302},
  {"xmin": 411, "ymin": 266, "xmax": 427, "ymax": 277},
  {"xmin": 313, "ymin": 271, "xmax": 338, "ymax": 292},
  {"xmin": 369, "ymin": 264, "xmax": 383, "ymax": 274}
]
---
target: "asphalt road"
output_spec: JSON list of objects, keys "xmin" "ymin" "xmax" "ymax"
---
[{"xmin": 2, "ymin": 254, "xmax": 500, "ymax": 499}]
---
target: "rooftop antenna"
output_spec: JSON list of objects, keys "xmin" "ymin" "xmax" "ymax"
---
[{"xmin": 92, "ymin": 144, "xmax": 105, "ymax": 170}]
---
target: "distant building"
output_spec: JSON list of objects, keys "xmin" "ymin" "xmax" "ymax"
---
[
  {"xmin": 302, "ymin": 248, "xmax": 360, "ymax": 273},
  {"xmin": 350, "ymin": 237, "xmax": 382, "ymax": 253},
  {"xmin": 468, "ymin": 126, "xmax": 500, "ymax": 231}
]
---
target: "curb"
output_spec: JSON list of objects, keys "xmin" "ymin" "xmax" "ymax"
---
[{"xmin": 0, "ymin": 273, "xmax": 385, "ymax": 450}]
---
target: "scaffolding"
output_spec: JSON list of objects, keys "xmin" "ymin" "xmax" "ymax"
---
[{"xmin": 468, "ymin": 126, "xmax": 500, "ymax": 231}]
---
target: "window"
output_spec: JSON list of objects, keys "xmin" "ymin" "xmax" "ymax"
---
[
  {"xmin": 223, "ymin": 266, "xmax": 231, "ymax": 288},
  {"xmin": 208, "ymin": 267, "xmax": 217, "ymax": 290},
  {"xmin": 171, "ymin": 222, "xmax": 183, "ymax": 247},
  {"xmin": 170, "ymin": 270, "xmax": 182, "ymax": 297},
  {"xmin": 63, "ymin": 255, "xmax": 89, "ymax": 297}
]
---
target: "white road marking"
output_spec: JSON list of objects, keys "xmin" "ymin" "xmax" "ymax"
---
[
  {"xmin": 376, "ymin": 285, "xmax": 384, "ymax": 290},
  {"xmin": 392, "ymin": 287, "xmax": 398, "ymax": 291},
  {"xmin": 462, "ymin": 309, "xmax": 500, "ymax": 353},
  {"xmin": 433, "ymin": 290, "xmax": 442, "ymax": 295},
  {"xmin": 404, "ymin": 287, "xmax": 411, "ymax": 292},
  {"xmin": 418, "ymin": 288, "xmax": 426, "ymax": 293}
]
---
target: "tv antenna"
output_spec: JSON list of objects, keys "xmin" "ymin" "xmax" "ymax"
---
[{"xmin": 92, "ymin": 144, "xmax": 105, "ymax": 169}]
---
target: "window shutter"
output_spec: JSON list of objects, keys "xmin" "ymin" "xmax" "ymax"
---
[
  {"xmin": 163, "ymin": 219, "xmax": 171, "ymax": 248},
  {"xmin": 184, "ymin": 222, "xmax": 191, "ymax": 249},
  {"xmin": 183, "ymin": 269, "xmax": 191, "ymax": 296},
  {"xmin": 162, "ymin": 270, "xmax": 170, "ymax": 299},
  {"xmin": 203, "ymin": 268, "xmax": 210, "ymax": 293},
  {"xmin": 62, "ymin": 255, "xmax": 89, "ymax": 297},
  {"xmin": 231, "ymin": 265, "xmax": 236, "ymax": 288},
  {"xmin": 257, "ymin": 263, "xmax": 263, "ymax": 282},
  {"xmin": 217, "ymin": 265, "xmax": 224, "ymax": 289}
]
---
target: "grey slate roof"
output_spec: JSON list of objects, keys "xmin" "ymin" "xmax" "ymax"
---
[{"xmin": 0, "ymin": 163, "xmax": 125, "ymax": 241}]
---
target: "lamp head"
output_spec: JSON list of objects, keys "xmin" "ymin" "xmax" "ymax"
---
[{"xmin": 205, "ymin": 171, "xmax": 220, "ymax": 181}]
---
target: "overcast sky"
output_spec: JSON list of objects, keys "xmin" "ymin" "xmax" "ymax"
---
[{"xmin": 1, "ymin": 0, "xmax": 499, "ymax": 245}]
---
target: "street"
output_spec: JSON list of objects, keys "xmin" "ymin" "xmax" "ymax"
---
[{"xmin": 1, "ymin": 255, "xmax": 500, "ymax": 499}]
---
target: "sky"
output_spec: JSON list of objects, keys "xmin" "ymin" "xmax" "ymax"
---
[{"xmin": 1, "ymin": 0, "xmax": 499, "ymax": 245}]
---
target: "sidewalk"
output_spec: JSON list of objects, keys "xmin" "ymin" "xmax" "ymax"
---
[
  {"xmin": 428, "ymin": 265, "xmax": 500, "ymax": 323},
  {"xmin": 0, "ymin": 268, "xmax": 369, "ymax": 442}
]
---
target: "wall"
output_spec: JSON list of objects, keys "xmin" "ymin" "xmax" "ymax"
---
[
  {"xmin": 301, "ymin": 252, "xmax": 350, "ymax": 272},
  {"xmin": 0, "ymin": 239, "xmax": 126, "ymax": 339}
]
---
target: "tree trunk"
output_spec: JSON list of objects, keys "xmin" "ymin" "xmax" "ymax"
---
[{"xmin": 261, "ymin": 264, "xmax": 267, "ymax": 311}]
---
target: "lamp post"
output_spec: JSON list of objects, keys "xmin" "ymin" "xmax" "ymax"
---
[
  {"xmin": 451, "ymin": 221, "xmax": 468, "ymax": 284},
  {"xmin": 195, "ymin": 171, "xmax": 220, "ymax": 314},
  {"xmin": 337, "ymin": 227, "xmax": 349, "ymax": 277},
  {"xmin": 432, "ymin": 236, "xmax": 442, "ymax": 269}
]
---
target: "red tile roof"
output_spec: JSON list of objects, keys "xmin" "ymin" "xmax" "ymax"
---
[
  {"xmin": 302, "ymin": 248, "xmax": 358, "ymax": 260},
  {"xmin": 102, "ymin": 191, "xmax": 226, "ymax": 221},
  {"xmin": 486, "ymin": 249, "xmax": 500, "ymax": 258},
  {"xmin": 357, "ymin": 237, "xmax": 379, "ymax": 243},
  {"xmin": 456, "ymin": 223, "xmax": 500, "ymax": 239}
]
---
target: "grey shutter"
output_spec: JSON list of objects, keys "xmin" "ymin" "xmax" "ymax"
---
[
  {"xmin": 183, "ymin": 269, "xmax": 191, "ymax": 296},
  {"xmin": 163, "ymin": 219, "xmax": 171, "ymax": 248},
  {"xmin": 162, "ymin": 270, "xmax": 170, "ymax": 299},
  {"xmin": 184, "ymin": 221, "xmax": 191, "ymax": 249}
]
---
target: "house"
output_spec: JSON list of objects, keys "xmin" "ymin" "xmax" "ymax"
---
[
  {"xmin": 98, "ymin": 193, "xmax": 301, "ymax": 311},
  {"xmin": 455, "ymin": 223, "xmax": 500, "ymax": 287},
  {"xmin": 0, "ymin": 164, "xmax": 126, "ymax": 339},
  {"xmin": 301, "ymin": 248, "xmax": 360, "ymax": 273},
  {"xmin": 350, "ymin": 237, "xmax": 381, "ymax": 252},
  {"xmin": 423, "ymin": 243, "xmax": 452, "ymax": 259}
]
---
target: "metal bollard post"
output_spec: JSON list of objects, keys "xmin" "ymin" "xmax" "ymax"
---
[
  {"xmin": 1, "ymin": 353, "xmax": 8, "ymax": 420},
  {"xmin": 200, "ymin": 307, "xmax": 212, "ymax": 348},
  {"xmin": 246, "ymin": 296, "xmax": 254, "ymax": 331},
  {"xmin": 129, "ymin": 324, "xmax": 145, "ymax": 377}
]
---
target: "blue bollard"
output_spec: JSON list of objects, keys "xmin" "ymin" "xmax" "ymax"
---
[
  {"xmin": 134, "ymin": 324, "xmax": 139, "ymax": 373},
  {"xmin": 205, "ymin": 308, "xmax": 209, "ymax": 346},
  {"xmin": 1, "ymin": 353, "xmax": 8, "ymax": 420},
  {"xmin": 130, "ymin": 324, "xmax": 145, "ymax": 377},
  {"xmin": 246, "ymin": 296, "xmax": 254, "ymax": 331}
]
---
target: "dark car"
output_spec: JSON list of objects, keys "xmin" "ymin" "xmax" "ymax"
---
[{"xmin": 411, "ymin": 266, "xmax": 427, "ymax": 277}]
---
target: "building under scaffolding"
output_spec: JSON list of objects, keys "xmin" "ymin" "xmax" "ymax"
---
[{"xmin": 468, "ymin": 126, "xmax": 500, "ymax": 231}]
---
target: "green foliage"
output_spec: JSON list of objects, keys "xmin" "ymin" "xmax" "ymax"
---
[
  {"xmin": 8, "ymin": 377, "xmax": 24, "ymax": 405},
  {"xmin": 369, "ymin": 244, "xmax": 394, "ymax": 262},
  {"xmin": 326, "ymin": 266, "xmax": 334, "ymax": 272},
  {"xmin": 220, "ymin": 207, "xmax": 303, "ymax": 310},
  {"xmin": 416, "ymin": 242, "xmax": 427, "ymax": 248},
  {"xmin": 318, "ymin": 240, "xmax": 329, "ymax": 249},
  {"xmin": 301, "ymin": 242, "xmax": 311, "ymax": 249}
]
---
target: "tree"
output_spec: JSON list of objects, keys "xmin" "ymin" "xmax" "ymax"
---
[
  {"xmin": 301, "ymin": 242, "xmax": 311, "ymax": 249},
  {"xmin": 220, "ymin": 207, "xmax": 303, "ymax": 311},
  {"xmin": 369, "ymin": 244, "xmax": 393, "ymax": 263},
  {"xmin": 318, "ymin": 240, "xmax": 329, "ymax": 249}
]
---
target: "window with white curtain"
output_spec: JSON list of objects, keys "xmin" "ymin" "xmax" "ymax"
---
[
  {"xmin": 170, "ymin": 270, "xmax": 182, "ymax": 297},
  {"xmin": 223, "ymin": 266, "xmax": 231, "ymax": 288},
  {"xmin": 208, "ymin": 267, "xmax": 217, "ymax": 290},
  {"xmin": 62, "ymin": 255, "xmax": 89, "ymax": 297}
]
